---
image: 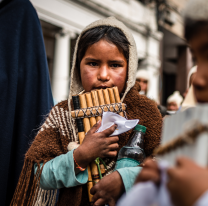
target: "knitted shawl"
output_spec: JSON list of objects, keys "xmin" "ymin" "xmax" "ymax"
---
[{"xmin": 11, "ymin": 82, "xmax": 162, "ymax": 206}]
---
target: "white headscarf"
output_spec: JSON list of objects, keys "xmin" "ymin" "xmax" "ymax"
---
[
  {"xmin": 68, "ymin": 16, "xmax": 138, "ymax": 137},
  {"xmin": 136, "ymin": 69, "xmax": 150, "ymax": 81},
  {"xmin": 136, "ymin": 69, "xmax": 150, "ymax": 94},
  {"xmin": 187, "ymin": 65, "xmax": 197, "ymax": 89},
  {"xmin": 167, "ymin": 91, "xmax": 183, "ymax": 108}
]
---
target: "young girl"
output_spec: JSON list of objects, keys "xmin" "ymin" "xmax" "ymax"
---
[{"xmin": 11, "ymin": 17, "xmax": 162, "ymax": 206}]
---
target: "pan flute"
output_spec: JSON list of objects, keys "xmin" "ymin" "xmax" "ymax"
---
[
  {"xmin": 71, "ymin": 87, "xmax": 127, "ymax": 203},
  {"xmin": 154, "ymin": 105, "xmax": 208, "ymax": 167}
]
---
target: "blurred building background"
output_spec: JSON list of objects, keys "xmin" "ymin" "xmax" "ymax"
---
[{"xmin": 30, "ymin": 0, "xmax": 193, "ymax": 105}]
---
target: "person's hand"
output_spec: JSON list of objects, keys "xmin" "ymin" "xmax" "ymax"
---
[
  {"xmin": 90, "ymin": 171, "xmax": 124, "ymax": 206},
  {"xmin": 135, "ymin": 158, "xmax": 160, "ymax": 185},
  {"xmin": 167, "ymin": 157, "xmax": 208, "ymax": 206},
  {"xmin": 74, "ymin": 121, "xmax": 119, "ymax": 168}
]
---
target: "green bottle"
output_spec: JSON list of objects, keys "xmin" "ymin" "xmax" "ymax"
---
[{"xmin": 115, "ymin": 124, "xmax": 146, "ymax": 170}]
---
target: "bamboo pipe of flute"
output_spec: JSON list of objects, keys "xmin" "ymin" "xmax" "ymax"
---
[
  {"xmin": 72, "ymin": 96, "xmax": 85, "ymax": 144},
  {"xmin": 79, "ymin": 94, "xmax": 91, "ymax": 134},
  {"xmin": 113, "ymin": 87, "xmax": 124, "ymax": 117},
  {"xmin": 107, "ymin": 88, "xmax": 116, "ymax": 104},
  {"xmin": 85, "ymin": 93, "xmax": 97, "ymax": 127},
  {"xmin": 91, "ymin": 90, "xmax": 102, "ymax": 122},
  {"xmin": 91, "ymin": 90, "xmax": 105, "ymax": 177},
  {"xmin": 95, "ymin": 90, "xmax": 108, "ymax": 177},
  {"xmin": 103, "ymin": 89, "xmax": 111, "ymax": 104},
  {"xmin": 85, "ymin": 92, "xmax": 100, "ymax": 184},
  {"xmin": 96, "ymin": 90, "xmax": 109, "ymax": 177},
  {"xmin": 79, "ymin": 94, "xmax": 94, "ymax": 202}
]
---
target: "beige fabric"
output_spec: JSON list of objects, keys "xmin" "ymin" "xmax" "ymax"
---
[
  {"xmin": 187, "ymin": 66, "xmax": 197, "ymax": 89},
  {"xmin": 136, "ymin": 69, "xmax": 150, "ymax": 81},
  {"xmin": 181, "ymin": 85, "xmax": 197, "ymax": 111},
  {"xmin": 68, "ymin": 16, "xmax": 138, "ymax": 137}
]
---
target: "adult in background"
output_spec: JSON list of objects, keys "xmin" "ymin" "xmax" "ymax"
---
[
  {"xmin": 166, "ymin": 91, "xmax": 183, "ymax": 113},
  {"xmin": 136, "ymin": 69, "xmax": 168, "ymax": 117},
  {"xmin": 0, "ymin": 0, "xmax": 54, "ymax": 205},
  {"xmin": 136, "ymin": 69, "xmax": 150, "ymax": 96}
]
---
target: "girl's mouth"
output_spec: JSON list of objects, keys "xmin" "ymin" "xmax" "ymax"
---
[{"xmin": 94, "ymin": 86, "xmax": 111, "ymax": 90}]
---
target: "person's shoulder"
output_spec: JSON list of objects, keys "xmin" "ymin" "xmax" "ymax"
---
[
  {"xmin": 45, "ymin": 100, "xmax": 69, "ymax": 126},
  {"xmin": 53, "ymin": 100, "xmax": 69, "ymax": 111},
  {"xmin": 48, "ymin": 100, "xmax": 69, "ymax": 116}
]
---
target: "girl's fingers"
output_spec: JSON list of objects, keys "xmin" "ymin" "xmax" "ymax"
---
[
  {"xmin": 144, "ymin": 158, "xmax": 158, "ymax": 170},
  {"xmin": 136, "ymin": 169, "xmax": 160, "ymax": 184},
  {"xmin": 90, "ymin": 185, "xmax": 97, "ymax": 196},
  {"xmin": 108, "ymin": 143, "xmax": 119, "ymax": 151},
  {"xmin": 101, "ymin": 124, "xmax": 117, "ymax": 137},
  {"xmin": 107, "ymin": 136, "xmax": 119, "ymax": 144},
  {"xmin": 93, "ymin": 198, "xmax": 106, "ymax": 206},
  {"xmin": 106, "ymin": 151, "xmax": 117, "ymax": 158},
  {"xmin": 88, "ymin": 120, "xmax": 101, "ymax": 134},
  {"xmin": 108, "ymin": 199, "xmax": 116, "ymax": 206}
]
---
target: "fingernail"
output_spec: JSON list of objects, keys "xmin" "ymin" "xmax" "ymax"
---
[{"xmin": 97, "ymin": 120, "xmax": 101, "ymax": 124}]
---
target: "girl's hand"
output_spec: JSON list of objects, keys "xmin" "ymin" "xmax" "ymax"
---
[
  {"xmin": 135, "ymin": 158, "xmax": 160, "ymax": 185},
  {"xmin": 74, "ymin": 121, "xmax": 119, "ymax": 168},
  {"xmin": 90, "ymin": 171, "xmax": 124, "ymax": 206},
  {"xmin": 167, "ymin": 157, "xmax": 208, "ymax": 206}
]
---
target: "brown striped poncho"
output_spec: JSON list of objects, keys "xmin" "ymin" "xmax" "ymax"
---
[{"xmin": 11, "ymin": 82, "xmax": 162, "ymax": 206}]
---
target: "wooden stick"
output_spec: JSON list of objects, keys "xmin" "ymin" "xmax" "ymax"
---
[{"xmin": 71, "ymin": 103, "xmax": 126, "ymax": 118}]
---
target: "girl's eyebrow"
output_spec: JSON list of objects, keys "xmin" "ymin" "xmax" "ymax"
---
[
  {"xmin": 84, "ymin": 58, "xmax": 124, "ymax": 64},
  {"xmin": 109, "ymin": 60, "xmax": 124, "ymax": 64},
  {"xmin": 85, "ymin": 58, "xmax": 100, "ymax": 62}
]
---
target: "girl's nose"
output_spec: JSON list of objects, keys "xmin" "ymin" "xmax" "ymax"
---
[
  {"xmin": 192, "ymin": 67, "xmax": 207, "ymax": 91},
  {"xmin": 97, "ymin": 65, "xmax": 110, "ymax": 82}
]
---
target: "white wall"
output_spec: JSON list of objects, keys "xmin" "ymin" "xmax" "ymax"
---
[{"xmin": 30, "ymin": 0, "xmax": 105, "ymax": 33}]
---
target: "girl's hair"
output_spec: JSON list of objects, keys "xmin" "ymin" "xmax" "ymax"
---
[
  {"xmin": 76, "ymin": 26, "xmax": 130, "ymax": 74},
  {"xmin": 185, "ymin": 18, "xmax": 208, "ymax": 41}
]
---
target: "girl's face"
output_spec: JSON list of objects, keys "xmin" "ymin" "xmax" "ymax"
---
[
  {"xmin": 189, "ymin": 24, "xmax": 208, "ymax": 103},
  {"xmin": 80, "ymin": 39, "xmax": 128, "ymax": 93}
]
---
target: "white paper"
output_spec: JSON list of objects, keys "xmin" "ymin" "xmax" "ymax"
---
[{"xmin": 96, "ymin": 112, "xmax": 139, "ymax": 136}]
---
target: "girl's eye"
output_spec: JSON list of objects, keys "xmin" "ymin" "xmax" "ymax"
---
[
  {"xmin": 89, "ymin": 62, "xmax": 98, "ymax": 67},
  {"xmin": 111, "ymin": 64, "xmax": 121, "ymax": 68}
]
